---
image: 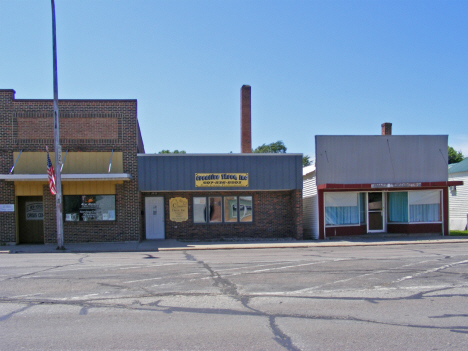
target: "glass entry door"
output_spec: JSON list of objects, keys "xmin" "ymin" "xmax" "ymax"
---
[{"xmin": 368, "ymin": 192, "xmax": 385, "ymax": 232}]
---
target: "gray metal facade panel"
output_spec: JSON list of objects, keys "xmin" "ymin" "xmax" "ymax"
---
[
  {"xmin": 315, "ymin": 135, "xmax": 448, "ymax": 185},
  {"xmin": 138, "ymin": 154, "xmax": 302, "ymax": 191}
]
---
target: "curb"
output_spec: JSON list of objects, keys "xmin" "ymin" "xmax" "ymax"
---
[
  {"xmin": 3, "ymin": 238, "xmax": 467, "ymax": 254},
  {"xmin": 157, "ymin": 239, "xmax": 468, "ymax": 251}
]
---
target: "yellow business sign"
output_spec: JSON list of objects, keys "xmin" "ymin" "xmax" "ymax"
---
[
  {"xmin": 195, "ymin": 173, "xmax": 249, "ymax": 187},
  {"xmin": 169, "ymin": 197, "xmax": 188, "ymax": 222}
]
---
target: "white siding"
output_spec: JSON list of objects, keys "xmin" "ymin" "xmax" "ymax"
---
[
  {"xmin": 449, "ymin": 171, "xmax": 468, "ymax": 230},
  {"xmin": 303, "ymin": 171, "xmax": 319, "ymax": 239}
]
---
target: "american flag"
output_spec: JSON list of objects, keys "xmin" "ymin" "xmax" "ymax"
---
[{"xmin": 46, "ymin": 147, "xmax": 57, "ymax": 195}]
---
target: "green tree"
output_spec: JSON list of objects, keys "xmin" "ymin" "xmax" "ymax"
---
[
  {"xmin": 253, "ymin": 140, "xmax": 311, "ymax": 167},
  {"xmin": 252, "ymin": 140, "xmax": 287, "ymax": 153},
  {"xmin": 158, "ymin": 150, "xmax": 186, "ymax": 154},
  {"xmin": 302, "ymin": 155, "xmax": 311, "ymax": 167},
  {"xmin": 448, "ymin": 146, "xmax": 464, "ymax": 164}
]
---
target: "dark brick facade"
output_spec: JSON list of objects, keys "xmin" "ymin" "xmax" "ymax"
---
[
  {"xmin": 141, "ymin": 190, "xmax": 303, "ymax": 241},
  {"xmin": 0, "ymin": 90, "xmax": 17, "ymax": 243},
  {"xmin": 0, "ymin": 89, "xmax": 142, "ymax": 244}
]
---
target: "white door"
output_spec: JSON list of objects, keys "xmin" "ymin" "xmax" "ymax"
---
[
  {"xmin": 367, "ymin": 192, "xmax": 386, "ymax": 233},
  {"xmin": 145, "ymin": 197, "xmax": 165, "ymax": 239}
]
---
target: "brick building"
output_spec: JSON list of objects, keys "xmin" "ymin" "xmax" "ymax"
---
[
  {"xmin": 1, "ymin": 86, "xmax": 303, "ymax": 244},
  {"xmin": 137, "ymin": 85, "xmax": 303, "ymax": 241},
  {"xmin": 138, "ymin": 153, "xmax": 303, "ymax": 241},
  {"xmin": 0, "ymin": 89, "xmax": 144, "ymax": 244}
]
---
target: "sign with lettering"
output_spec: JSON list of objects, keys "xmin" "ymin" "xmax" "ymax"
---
[
  {"xmin": 371, "ymin": 183, "xmax": 421, "ymax": 188},
  {"xmin": 26, "ymin": 202, "xmax": 43, "ymax": 220},
  {"xmin": 169, "ymin": 197, "xmax": 188, "ymax": 222},
  {"xmin": 0, "ymin": 204, "xmax": 14, "ymax": 212},
  {"xmin": 195, "ymin": 173, "xmax": 249, "ymax": 187}
]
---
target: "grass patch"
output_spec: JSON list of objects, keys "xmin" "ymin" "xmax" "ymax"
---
[{"xmin": 450, "ymin": 230, "xmax": 468, "ymax": 236}]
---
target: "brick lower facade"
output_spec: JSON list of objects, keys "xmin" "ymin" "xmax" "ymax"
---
[
  {"xmin": 141, "ymin": 190, "xmax": 303, "ymax": 241},
  {"xmin": 0, "ymin": 89, "xmax": 142, "ymax": 244}
]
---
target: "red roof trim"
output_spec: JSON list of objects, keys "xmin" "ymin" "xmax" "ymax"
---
[{"xmin": 318, "ymin": 181, "xmax": 463, "ymax": 190}]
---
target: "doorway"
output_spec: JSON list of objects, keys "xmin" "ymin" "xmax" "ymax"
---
[
  {"xmin": 18, "ymin": 196, "xmax": 44, "ymax": 244},
  {"xmin": 367, "ymin": 192, "xmax": 385, "ymax": 233},
  {"xmin": 145, "ymin": 197, "xmax": 165, "ymax": 239}
]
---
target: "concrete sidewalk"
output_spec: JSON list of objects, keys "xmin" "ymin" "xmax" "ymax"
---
[{"xmin": 2, "ymin": 234, "xmax": 468, "ymax": 254}]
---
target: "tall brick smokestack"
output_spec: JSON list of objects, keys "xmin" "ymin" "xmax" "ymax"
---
[
  {"xmin": 241, "ymin": 85, "xmax": 251, "ymax": 153},
  {"xmin": 381, "ymin": 122, "xmax": 392, "ymax": 135}
]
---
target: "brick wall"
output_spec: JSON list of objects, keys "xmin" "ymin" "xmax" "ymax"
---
[
  {"xmin": 17, "ymin": 116, "xmax": 119, "ymax": 140},
  {"xmin": 0, "ymin": 90, "xmax": 16, "ymax": 243},
  {"xmin": 240, "ymin": 85, "xmax": 251, "ymax": 153},
  {"xmin": 291, "ymin": 189, "xmax": 303, "ymax": 240},
  {"xmin": 141, "ymin": 190, "xmax": 303, "ymax": 241},
  {"xmin": 0, "ymin": 90, "xmax": 141, "ymax": 244}
]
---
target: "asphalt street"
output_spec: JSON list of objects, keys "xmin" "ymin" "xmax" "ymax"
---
[{"xmin": 1, "ymin": 242, "xmax": 468, "ymax": 350}]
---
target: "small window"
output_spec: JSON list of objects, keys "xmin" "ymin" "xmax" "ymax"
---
[
  {"xmin": 359, "ymin": 193, "xmax": 366, "ymax": 224},
  {"xmin": 193, "ymin": 197, "xmax": 207, "ymax": 223},
  {"xmin": 239, "ymin": 196, "xmax": 253, "ymax": 222},
  {"xmin": 209, "ymin": 197, "xmax": 222, "ymax": 223},
  {"xmin": 224, "ymin": 196, "xmax": 238, "ymax": 222}
]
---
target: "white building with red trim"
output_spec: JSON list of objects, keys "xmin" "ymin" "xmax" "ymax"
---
[{"xmin": 303, "ymin": 123, "xmax": 463, "ymax": 240}]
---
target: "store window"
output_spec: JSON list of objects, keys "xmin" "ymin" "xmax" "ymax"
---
[
  {"xmin": 64, "ymin": 195, "xmax": 116, "ymax": 221},
  {"xmin": 408, "ymin": 190, "xmax": 441, "ymax": 222},
  {"xmin": 387, "ymin": 192, "xmax": 408, "ymax": 223},
  {"xmin": 325, "ymin": 192, "xmax": 359, "ymax": 226},
  {"xmin": 194, "ymin": 196, "xmax": 253, "ymax": 223}
]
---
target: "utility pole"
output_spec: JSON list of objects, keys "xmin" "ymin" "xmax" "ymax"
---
[{"xmin": 51, "ymin": 0, "xmax": 64, "ymax": 249}]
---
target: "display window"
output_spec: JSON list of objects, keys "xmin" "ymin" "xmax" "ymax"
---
[
  {"xmin": 64, "ymin": 195, "xmax": 116, "ymax": 222},
  {"xmin": 193, "ymin": 195, "xmax": 253, "ymax": 224},
  {"xmin": 325, "ymin": 192, "xmax": 360, "ymax": 226}
]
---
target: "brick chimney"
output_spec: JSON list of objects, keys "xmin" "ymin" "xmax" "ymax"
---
[
  {"xmin": 241, "ymin": 85, "xmax": 251, "ymax": 153},
  {"xmin": 381, "ymin": 122, "xmax": 392, "ymax": 135}
]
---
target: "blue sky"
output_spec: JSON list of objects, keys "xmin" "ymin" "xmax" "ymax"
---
[{"xmin": 1, "ymin": 0, "xmax": 467, "ymax": 158}]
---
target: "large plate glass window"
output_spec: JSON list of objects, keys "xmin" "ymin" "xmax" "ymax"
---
[
  {"xmin": 387, "ymin": 192, "xmax": 408, "ymax": 223},
  {"xmin": 408, "ymin": 190, "xmax": 441, "ymax": 222},
  {"xmin": 64, "ymin": 195, "xmax": 115, "ymax": 221},
  {"xmin": 325, "ymin": 192, "xmax": 359, "ymax": 226}
]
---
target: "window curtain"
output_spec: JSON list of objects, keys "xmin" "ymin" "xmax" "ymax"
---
[
  {"xmin": 388, "ymin": 192, "xmax": 408, "ymax": 223},
  {"xmin": 325, "ymin": 192, "xmax": 359, "ymax": 225},
  {"xmin": 409, "ymin": 204, "xmax": 440, "ymax": 222},
  {"xmin": 326, "ymin": 206, "xmax": 359, "ymax": 225},
  {"xmin": 408, "ymin": 190, "xmax": 441, "ymax": 222}
]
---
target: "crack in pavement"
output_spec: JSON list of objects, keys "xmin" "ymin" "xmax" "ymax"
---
[
  {"xmin": 184, "ymin": 250, "xmax": 304, "ymax": 350},
  {"xmin": 2, "ymin": 294, "xmax": 467, "ymax": 335},
  {"xmin": 0, "ymin": 304, "xmax": 34, "ymax": 321},
  {"xmin": 5, "ymin": 254, "xmax": 89, "ymax": 281}
]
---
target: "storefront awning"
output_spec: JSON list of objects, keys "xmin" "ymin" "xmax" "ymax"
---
[{"xmin": 0, "ymin": 173, "xmax": 132, "ymax": 181}]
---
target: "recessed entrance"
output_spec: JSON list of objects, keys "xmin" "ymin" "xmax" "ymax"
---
[
  {"xmin": 368, "ymin": 192, "xmax": 385, "ymax": 233},
  {"xmin": 18, "ymin": 196, "xmax": 44, "ymax": 244}
]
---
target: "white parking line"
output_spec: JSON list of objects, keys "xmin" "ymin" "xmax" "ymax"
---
[{"xmin": 394, "ymin": 259, "xmax": 468, "ymax": 283}]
